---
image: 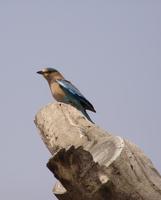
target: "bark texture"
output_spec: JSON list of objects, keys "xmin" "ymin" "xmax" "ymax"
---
[{"xmin": 35, "ymin": 103, "xmax": 161, "ymax": 200}]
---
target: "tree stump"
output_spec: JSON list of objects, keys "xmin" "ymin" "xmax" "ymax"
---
[{"xmin": 34, "ymin": 103, "xmax": 161, "ymax": 200}]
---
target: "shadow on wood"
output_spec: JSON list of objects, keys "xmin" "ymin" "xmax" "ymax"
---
[{"xmin": 35, "ymin": 103, "xmax": 161, "ymax": 200}]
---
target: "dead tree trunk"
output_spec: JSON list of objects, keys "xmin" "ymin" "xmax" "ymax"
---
[{"xmin": 34, "ymin": 103, "xmax": 161, "ymax": 200}]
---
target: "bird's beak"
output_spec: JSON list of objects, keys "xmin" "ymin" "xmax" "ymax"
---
[{"xmin": 37, "ymin": 70, "xmax": 43, "ymax": 75}]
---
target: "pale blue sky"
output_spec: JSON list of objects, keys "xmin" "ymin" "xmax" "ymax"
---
[{"xmin": 0, "ymin": 1, "xmax": 161, "ymax": 200}]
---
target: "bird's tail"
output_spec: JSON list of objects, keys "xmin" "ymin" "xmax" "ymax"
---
[
  {"xmin": 82, "ymin": 109, "xmax": 94, "ymax": 124},
  {"xmin": 73, "ymin": 103, "xmax": 94, "ymax": 123}
]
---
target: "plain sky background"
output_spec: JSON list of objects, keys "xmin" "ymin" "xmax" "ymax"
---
[{"xmin": 0, "ymin": 1, "xmax": 161, "ymax": 200}]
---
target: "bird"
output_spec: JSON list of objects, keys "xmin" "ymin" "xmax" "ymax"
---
[{"xmin": 37, "ymin": 68, "xmax": 96, "ymax": 123}]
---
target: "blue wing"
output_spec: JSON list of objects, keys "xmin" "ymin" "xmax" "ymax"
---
[{"xmin": 56, "ymin": 79, "xmax": 96, "ymax": 112}]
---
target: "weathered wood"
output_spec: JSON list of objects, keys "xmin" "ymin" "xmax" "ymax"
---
[{"xmin": 35, "ymin": 103, "xmax": 161, "ymax": 200}]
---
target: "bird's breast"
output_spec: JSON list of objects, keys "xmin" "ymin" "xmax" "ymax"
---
[{"xmin": 50, "ymin": 82, "xmax": 66, "ymax": 102}]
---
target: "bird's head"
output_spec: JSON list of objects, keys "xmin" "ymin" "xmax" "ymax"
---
[{"xmin": 37, "ymin": 68, "xmax": 63, "ymax": 81}]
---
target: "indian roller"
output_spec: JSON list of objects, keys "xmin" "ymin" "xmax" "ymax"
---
[{"xmin": 37, "ymin": 68, "xmax": 96, "ymax": 123}]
